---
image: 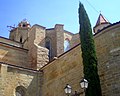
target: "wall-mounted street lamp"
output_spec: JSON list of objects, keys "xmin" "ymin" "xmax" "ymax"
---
[
  {"xmin": 64, "ymin": 84, "xmax": 72, "ymax": 96},
  {"xmin": 80, "ymin": 78, "xmax": 89, "ymax": 92},
  {"xmin": 64, "ymin": 78, "xmax": 88, "ymax": 96}
]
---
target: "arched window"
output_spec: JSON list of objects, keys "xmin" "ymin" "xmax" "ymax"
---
[
  {"xmin": 64, "ymin": 39, "xmax": 70, "ymax": 52},
  {"xmin": 15, "ymin": 86, "xmax": 26, "ymax": 96},
  {"xmin": 45, "ymin": 37, "xmax": 52, "ymax": 60}
]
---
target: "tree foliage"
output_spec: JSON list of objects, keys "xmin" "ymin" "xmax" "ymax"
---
[{"xmin": 78, "ymin": 2, "xmax": 102, "ymax": 96}]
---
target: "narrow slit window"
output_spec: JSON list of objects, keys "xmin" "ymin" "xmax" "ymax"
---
[
  {"xmin": 20, "ymin": 36, "xmax": 22, "ymax": 43},
  {"xmin": 45, "ymin": 38, "xmax": 52, "ymax": 61}
]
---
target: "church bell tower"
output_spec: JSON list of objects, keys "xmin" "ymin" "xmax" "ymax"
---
[{"xmin": 9, "ymin": 19, "xmax": 31, "ymax": 43}]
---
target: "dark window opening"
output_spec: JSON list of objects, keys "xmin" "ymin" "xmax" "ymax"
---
[
  {"xmin": 23, "ymin": 24, "xmax": 26, "ymax": 27},
  {"xmin": 20, "ymin": 37, "xmax": 22, "ymax": 43},
  {"xmin": 0, "ymin": 64, "xmax": 1, "ymax": 73},
  {"xmin": 45, "ymin": 40, "xmax": 52, "ymax": 61}
]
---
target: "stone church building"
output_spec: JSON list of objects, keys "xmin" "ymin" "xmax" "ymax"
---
[{"xmin": 0, "ymin": 14, "xmax": 120, "ymax": 96}]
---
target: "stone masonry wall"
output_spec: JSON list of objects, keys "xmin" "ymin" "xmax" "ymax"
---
[
  {"xmin": 94, "ymin": 23, "xmax": 120, "ymax": 96},
  {"xmin": 41, "ymin": 23, "xmax": 120, "ymax": 96},
  {"xmin": 94, "ymin": 23, "xmax": 110, "ymax": 33},
  {"xmin": 46, "ymin": 29, "xmax": 57, "ymax": 59},
  {"xmin": 64, "ymin": 32, "xmax": 73, "ymax": 41},
  {"xmin": 70, "ymin": 33, "xmax": 80, "ymax": 48},
  {"xmin": 0, "ymin": 37, "xmax": 22, "ymax": 48},
  {"xmin": 41, "ymin": 46, "xmax": 84, "ymax": 96},
  {"xmin": 33, "ymin": 25, "xmax": 46, "ymax": 47},
  {"xmin": 27, "ymin": 26, "xmax": 36, "ymax": 68},
  {"xmin": 9, "ymin": 27, "xmax": 29, "ymax": 43},
  {"xmin": 55, "ymin": 24, "xmax": 64, "ymax": 56},
  {"xmin": 0, "ymin": 22, "xmax": 119, "ymax": 96},
  {"xmin": 28, "ymin": 25, "xmax": 49, "ymax": 69},
  {"xmin": 0, "ymin": 43, "xmax": 28, "ymax": 68},
  {"xmin": 36, "ymin": 44, "xmax": 49, "ymax": 70},
  {"xmin": 0, "ymin": 63, "xmax": 42, "ymax": 96}
]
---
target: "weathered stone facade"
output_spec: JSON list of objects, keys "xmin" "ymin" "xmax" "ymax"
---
[
  {"xmin": 0, "ymin": 17, "xmax": 120, "ymax": 96},
  {"xmin": 94, "ymin": 23, "xmax": 120, "ymax": 96},
  {"xmin": 40, "ymin": 22, "xmax": 120, "ymax": 96},
  {"xmin": 0, "ymin": 63, "xmax": 42, "ymax": 96},
  {"xmin": 0, "ymin": 38, "xmax": 28, "ymax": 68},
  {"xmin": 41, "ymin": 45, "xmax": 84, "ymax": 96}
]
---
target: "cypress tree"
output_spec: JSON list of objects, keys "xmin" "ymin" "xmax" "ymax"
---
[{"xmin": 78, "ymin": 2, "xmax": 102, "ymax": 96}]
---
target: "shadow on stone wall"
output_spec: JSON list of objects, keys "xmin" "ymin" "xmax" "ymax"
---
[{"xmin": 0, "ymin": 65, "xmax": 43, "ymax": 96}]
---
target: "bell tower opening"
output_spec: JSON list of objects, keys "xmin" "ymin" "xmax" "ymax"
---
[{"xmin": 22, "ymin": 24, "xmax": 26, "ymax": 27}]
